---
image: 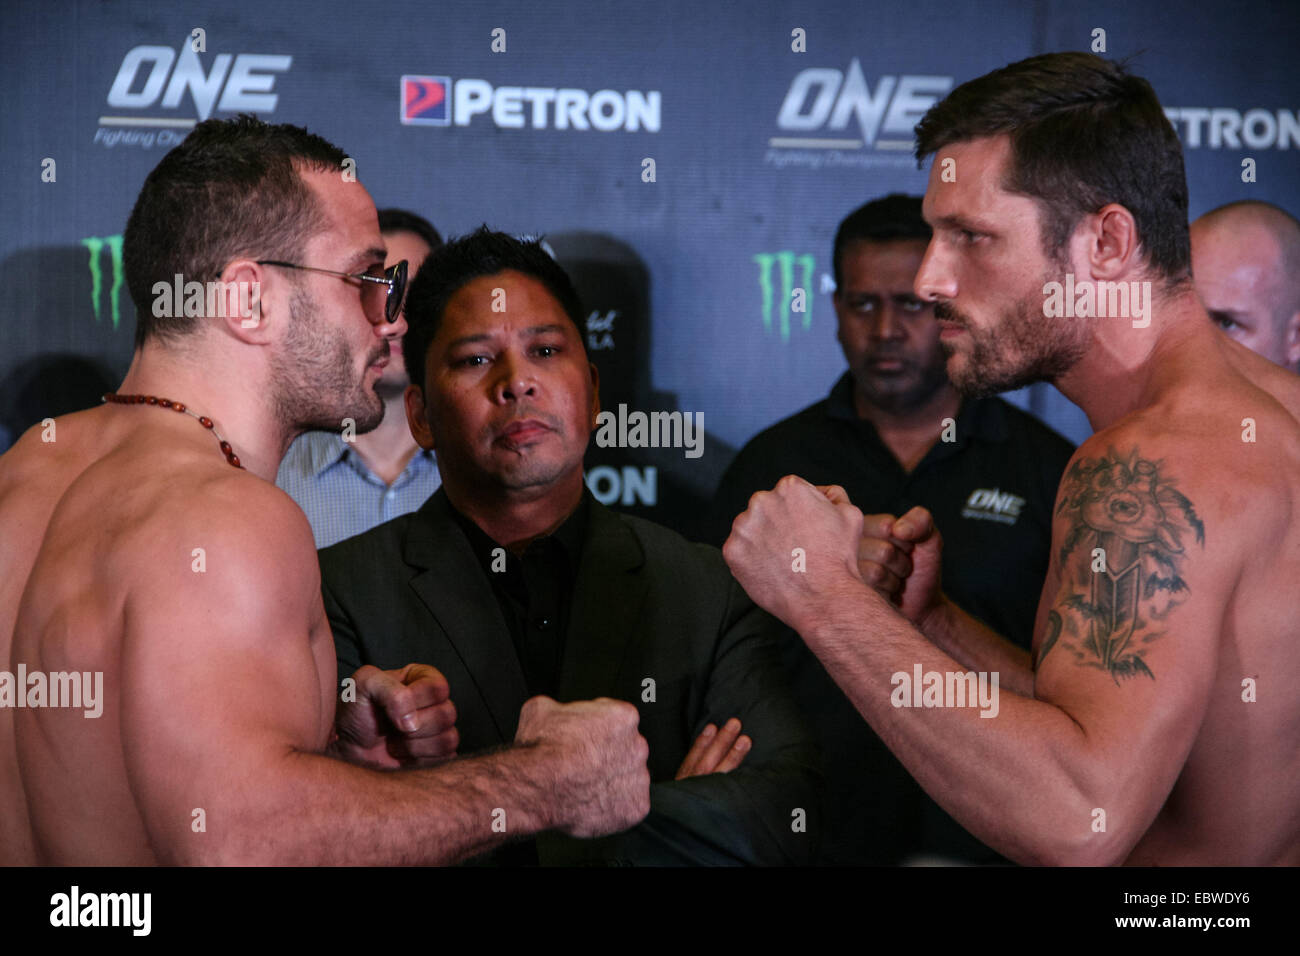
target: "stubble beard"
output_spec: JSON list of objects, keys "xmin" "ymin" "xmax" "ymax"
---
[
  {"xmin": 272, "ymin": 285, "xmax": 386, "ymax": 435},
  {"xmin": 937, "ymin": 276, "xmax": 1090, "ymax": 398}
]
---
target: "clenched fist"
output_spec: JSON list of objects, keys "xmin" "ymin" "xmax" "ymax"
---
[
  {"xmin": 722, "ymin": 475, "xmax": 867, "ymax": 633},
  {"xmin": 857, "ymin": 506, "xmax": 945, "ymax": 627},
  {"xmin": 334, "ymin": 663, "xmax": 458, "ymax": 769},
  {"xmin": 515, "ymin": 696, "xmax": 651, "ymax": 839}
]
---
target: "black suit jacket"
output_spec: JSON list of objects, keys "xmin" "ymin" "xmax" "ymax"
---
[{"xmin": 319, "ymin": 489, "xmax": 820, "ymax": 865}]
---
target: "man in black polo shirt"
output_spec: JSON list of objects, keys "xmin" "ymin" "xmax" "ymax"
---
[{"xmin": 710, "ymin": 194, "xmax": 1074, "ymax": 864}]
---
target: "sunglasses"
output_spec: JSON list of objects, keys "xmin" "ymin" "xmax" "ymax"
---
[{"xmin": 256, "ymin": 258, "xmax": 408, "ymax": 323}]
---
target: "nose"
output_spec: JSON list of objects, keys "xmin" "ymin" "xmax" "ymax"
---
[
  {"xmin": 373, "ymin": 310, "xmax": 406, "ymax": 342},
  {"xmin": 871, "ymin": 304, "xmax": 906, "ymax": 341},
  {"xmin": 492, "ymin": 350, "xmax": 537, "ymax": 403},
  {"xmin": 914, "ymin": 237, "xmax": 956, "ymax": 304}
]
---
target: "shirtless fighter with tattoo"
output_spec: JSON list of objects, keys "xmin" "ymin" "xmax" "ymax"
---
[
  {"xmin": 0, "ymin": 117, "xmax": 649, "ymax": 865},
  {"xmin": 723, "ymin": 53, "xmax": 1300, "ymax": 865}
]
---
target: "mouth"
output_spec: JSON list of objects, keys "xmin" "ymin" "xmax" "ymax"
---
[
  {"xmin": 497, "ymin": 418, "xmax": 553, "ymax": 446},
  {"xmin": 868, "ymin": 358, "xmax": 907, "ymax": 373},
  {"xmin": 938, "ymin": 320, "xmax": 966, "ymax": 338}
]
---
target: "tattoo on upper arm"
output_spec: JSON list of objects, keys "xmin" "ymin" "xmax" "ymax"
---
[{"xmin": 1039, "ymin": 448, "xmax": 1205, "ymax": 683}]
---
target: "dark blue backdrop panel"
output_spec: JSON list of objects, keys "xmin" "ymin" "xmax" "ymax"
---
[{"xmin": 2, "ymin": 0, "xmax": 1297, "ymax": 465}]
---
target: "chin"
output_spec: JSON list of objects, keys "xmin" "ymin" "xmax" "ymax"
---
[
  {"xmin": 346, "ymin": 392, "xmax": 386, "ymax": 433},
  {"xmin": 494, "ymin": 456, "xmax": 579, "ymax": 493}
]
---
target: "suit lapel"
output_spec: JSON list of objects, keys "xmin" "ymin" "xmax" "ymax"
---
[
  {"xmin": 560, "ymin": 501, "xmax": 650, "ymax": 701},
  {"xmin": 403, "ymin": 491, "xmax": 529, "ymax": 740}
]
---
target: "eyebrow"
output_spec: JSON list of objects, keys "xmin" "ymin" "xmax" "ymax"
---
[
  {"xmin": 445, "ymin": 324, "xmax": 571, "ymax": 350},
  {"xmin": 925, "ymin": 212, "xmax": 996, "ymax": 233},
  {"xmin": 842, "ymin": 290, "xmax": 923, "ymax": 299},
  {"xmin": 344, "ymin": 246, "xmax": 388, "ymax": 271}
]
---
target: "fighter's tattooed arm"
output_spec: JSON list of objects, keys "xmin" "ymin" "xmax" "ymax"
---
[{"xmin": 1036, "ymin": 448, "xmax": 1205, "ymax": 683}]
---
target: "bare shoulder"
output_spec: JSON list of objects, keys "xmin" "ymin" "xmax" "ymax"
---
[
  {"xmin": 0, "ymin": 411, "xmax": 120, "ymax": 566},
  {"xmin": 1056, "ymin": 420, "xmax": 1218, "ymax": 574},
  {"xmin": 131, "ymin": 467, "xmax": 320, "ymax": 599},
  {"xmin": 0, "ymin": 414, "xmax": 88, "ymax": 496},
  {"xmin": 1074, "ymin": 371, "xmax": 1295, "ymax": 553}
]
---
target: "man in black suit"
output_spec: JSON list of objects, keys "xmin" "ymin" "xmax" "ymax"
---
[{"xmin": 319, "ymin": 227, "xmax": 819, "ymax": 865}]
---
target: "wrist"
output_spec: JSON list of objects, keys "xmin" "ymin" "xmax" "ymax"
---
[
  {"xmin": 502, "ymin": 741, "xmax": 564, "ymax": 835},
  {"xmin": 799, "ymin": 576, "xmax": 880, "ymax": 650},
  {"xmin": 917, "ymin": 592, "xmax": 952, "ymax": 639}
]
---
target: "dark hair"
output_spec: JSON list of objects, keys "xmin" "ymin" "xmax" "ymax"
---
[
  {"xmin": 402, "ymin": 226, "xmax": 586, "ymax": 394},
  {"xmin": 915, "ymin": 52, "xmax": 1190, "ymax": 285},
  {"xmin": 377, "ymin": 208, "xmax": 443, "ymax": 252},
  {"xmin": 123, "ymin": 114, "xmax": 348, "ymax": 349},
  {"xmin": 833, "ymin": 193, "xmax": 932, "ymax": 290}
]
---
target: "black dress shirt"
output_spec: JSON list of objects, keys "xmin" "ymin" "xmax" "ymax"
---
[{"xmin": 449, "ymin": 493, "xmax": 590, "ymax": 699}]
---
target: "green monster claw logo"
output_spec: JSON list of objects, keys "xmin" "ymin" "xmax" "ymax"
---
[
  {"xmin": 753, "ymin": 251, "xmax": 814, "ymax": 342},
  {"xmin": 81, "ymin": 234, "xmax": 126, "ymax": 331}
]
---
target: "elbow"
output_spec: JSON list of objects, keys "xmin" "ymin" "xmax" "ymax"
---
[
  {"xmin": 1010, "ymin": 778, "xmax": 1146, "ymax": 867},
  {"xmin": 163, "ymin": 836, "xmax": 272, "ymax": 867},
  {"xmin": 1020, "ymin": 801, "xmax": 1145, "ymax": 867},
  {"xmin": 1027, "ymin": 830, "xmax": 1134, "ymax": 867}
]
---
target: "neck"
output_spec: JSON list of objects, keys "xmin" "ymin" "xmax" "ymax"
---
[
  {"xmin": 855, "ymin": 380, "xmax": 963, "ymax": 432},
  {"xmin": 351, "ymin": 391, "xmax": 419, "ymax": 485},
  {"xmin": 445, "ymin": 470, "xmax": 586, "ymax": 554},
  {"xmin": 118, "ymin": 340, "xmax": 293, "ymax": 480},
  {"xmin": 1053, "ymin": 284, "xmax": 1206, "ymax": 433},
  {"xmin": 856, "ymin": 380, "xmax": 962, "ymax": 471}
]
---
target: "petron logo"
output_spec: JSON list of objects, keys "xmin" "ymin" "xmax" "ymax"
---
[
  {"xmin": 82, "ymin": 235, "xmax": 127, "ymax": 331},
  {"xmin": 402, "ymin": 76, "xmax": 451, "ymax": 125},
  {"xmin": 766, "ymin": 61, "xmax": 952, "ymax": 169},
  {"xmin": 1163, "ymin": 107, "xmax": 1300, "ymax": 149},
  {"xmin": 97, "ymin": 40, "xmax": 292, "ymax": 148},
  {"xmin": 753, "ymin": 252, "xmax": 816, "ymax": 342},
  {"xmin": 400, "ymin": 75, "xmax": 660, "ymax": 131}
]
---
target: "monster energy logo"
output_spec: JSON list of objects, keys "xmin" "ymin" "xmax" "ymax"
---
[
  {"xmin": 82, "ymin": 234, "xmax": 126, "ymax": 331},
  {"xmin": 753, "ymin": 252, "xmax": 814, "ymax": 342}
]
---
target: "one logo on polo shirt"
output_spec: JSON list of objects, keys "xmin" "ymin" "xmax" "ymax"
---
[{"xmin": 962, "ymin": 488, "xmax": 1025, "ymax": 525}]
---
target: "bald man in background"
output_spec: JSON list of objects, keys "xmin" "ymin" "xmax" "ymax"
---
[{"xmin": 1191, "ymin": 200, "xmax": 1300, "ymax": 372}]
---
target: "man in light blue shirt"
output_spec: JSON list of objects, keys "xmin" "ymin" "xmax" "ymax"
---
[{"xmin": 277, "ymin": 209, "xmax": 443, "ymax": 547}]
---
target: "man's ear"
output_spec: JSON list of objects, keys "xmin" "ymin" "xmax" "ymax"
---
[
  {"xmin": 588, "ymin": 361, "xmax": 601, "ymax": 426},
  {"xmin": 832, "ymin": 292, "xmax": 851, "ymax": 346},
  {"xmin": 1283, "ymin": 310, "xmax": 1300, "ymax": 373},
  {"xmin": 217, "ymin": 258, "xmax": 274, "ymax": 344},
  {"xmin": 404, "ymin": 384, "xmax": 435, "ymax": 450},
  {"xmin": 1085, "ymin": 203, "xmax": 1141, "ymax": 281}
]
